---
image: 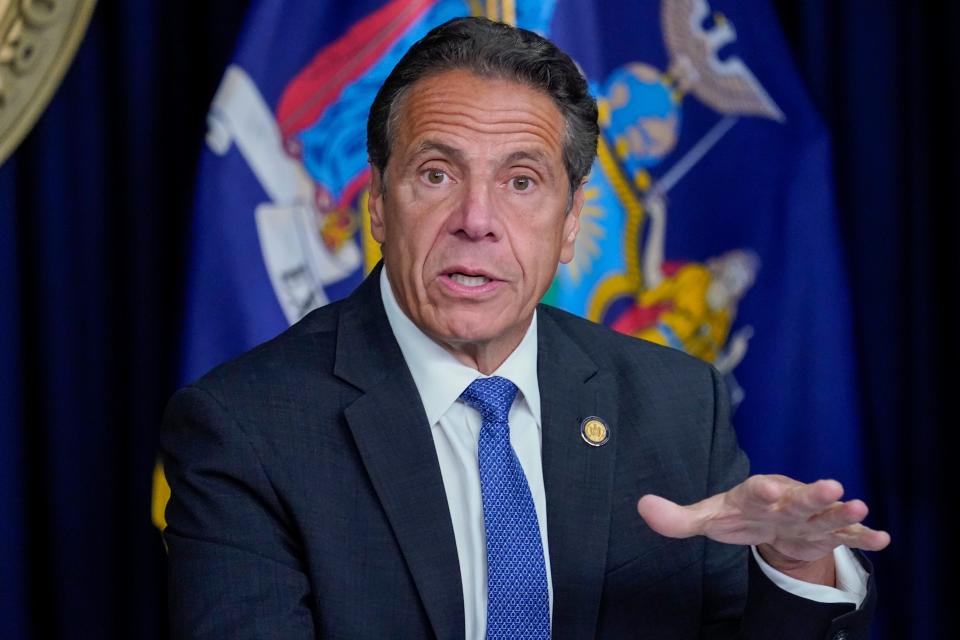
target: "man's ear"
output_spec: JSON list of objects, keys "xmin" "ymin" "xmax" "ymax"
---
[
  {"xmin": 559, "ymin": 181, "xmax": 586, "ymax": 265},
  {"xmin": 368, "ymin": 165, "xmax": 386, "ymax": 244}
]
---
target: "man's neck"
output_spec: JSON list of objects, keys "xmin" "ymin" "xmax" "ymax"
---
[
  {"xmin": 381, "ymin": 266, "xmax": 533, "ymax": 375},
  {"xmin": 433, "ymin": 327, "xmax": 529, "ymax": 375}
]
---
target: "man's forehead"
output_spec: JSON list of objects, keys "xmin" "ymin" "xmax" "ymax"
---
[{"xmin": 392, "ymin": 69, "xmax": 566, "ymax": 159}]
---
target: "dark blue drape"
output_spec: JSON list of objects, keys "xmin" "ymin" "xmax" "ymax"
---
[
  {"xmin": 773, "ymin": 1, "xmax": 956, "ymax": 638},
  {"xmin": 1, "ymin": 138, "xmax": 25, "ymax": 639},
  {"xmin": 0, "ymin": 1, "xmax": 250, "ymax": 638},
  {"xmin": 0, "ymin": 1, "xmax": 951, "ymax": 638}
]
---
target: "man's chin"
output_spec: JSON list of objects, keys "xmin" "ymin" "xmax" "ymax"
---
[
  {"xmin": 423, "ymin": 313, "xmax": 502, "ymax": 345},
  {"xmin": 433, "ymin": 324, "xmax": 498, "ymax": 348},
  {"xmin": 429, "ymin": 313, "xmax": 528, "ymax": 352}
]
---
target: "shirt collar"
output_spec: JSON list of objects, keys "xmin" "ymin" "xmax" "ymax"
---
[{"xmin": 380, "ymin": 267, "xmax": 541, "ymax": 428}]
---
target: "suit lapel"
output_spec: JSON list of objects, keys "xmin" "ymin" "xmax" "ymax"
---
[
  {"xmin": 538, "ymin": 310, "xmax": 618, "ymax": 640},
  {"xmin": 335, "ymin": 270, "xmax": 465, "ymax": 639}
]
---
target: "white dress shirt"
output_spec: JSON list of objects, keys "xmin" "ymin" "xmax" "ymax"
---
[{"xmin": 379, "ymin": 269, "xmax": 867, "ymax": 638}]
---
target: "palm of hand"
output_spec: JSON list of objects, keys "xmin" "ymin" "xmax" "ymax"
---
[{"xmin": 637, "ymin": 474, "xmax": 890, "ymax": 571}]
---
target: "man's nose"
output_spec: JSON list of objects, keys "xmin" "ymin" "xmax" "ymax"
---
[{"xmin": 447, "ymin": 180, "xmax": 499, "ymax": 240}]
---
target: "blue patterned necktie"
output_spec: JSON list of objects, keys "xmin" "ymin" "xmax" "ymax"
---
[{"xmin": 460, "ymin": 376, "xmax": 550, "ymax": 639}]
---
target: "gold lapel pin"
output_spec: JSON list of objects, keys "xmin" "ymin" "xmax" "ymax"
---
[{"xmin": 580, "ymin": 416, "xmax": 610, "ymax": 447}]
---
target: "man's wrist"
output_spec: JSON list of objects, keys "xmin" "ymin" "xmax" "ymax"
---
[{"xmin": 756, "ymin": 543, "xmax": 837, "ymax": 586}]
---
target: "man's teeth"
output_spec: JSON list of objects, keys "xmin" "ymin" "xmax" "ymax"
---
[{"xmin": 450, "ymin": 273, "xmax": 490, "ymax": 287}]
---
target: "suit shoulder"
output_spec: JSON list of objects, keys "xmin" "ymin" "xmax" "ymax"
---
[
  {"xmin": 189, "ymin": 298, "xmax": 347, "ymax": 395},
  {"xmin": 538, "ymin": 303, "xmax": 714, "ymax": 381}
]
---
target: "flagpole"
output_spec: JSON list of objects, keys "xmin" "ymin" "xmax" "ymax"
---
[{"xmin": 650, "ymin": 115, "xmax": 738, "ymax": 197}]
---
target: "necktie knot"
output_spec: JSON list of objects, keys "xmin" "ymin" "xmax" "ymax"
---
[{"xmin": 460, "ymin": 376, "xmax": 518, "ymax": 426}]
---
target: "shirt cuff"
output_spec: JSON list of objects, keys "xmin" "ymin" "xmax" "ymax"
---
[{"xmin": 750, "ymin": 545, "xmax": 868, "ymax": 607}]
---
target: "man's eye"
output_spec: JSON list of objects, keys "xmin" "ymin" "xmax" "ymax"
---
[
  {"xmin": 424, "ymin": 169, "xmax": 447, "ymax": 185},
  {"xmin": 511, "ymin": 176, "xmax": 533, "ymax": 191}
]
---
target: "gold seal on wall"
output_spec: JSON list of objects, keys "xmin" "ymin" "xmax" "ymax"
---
[{"xmin": 0, "ymin": 0, "xmax": 97, "ymax": 165}]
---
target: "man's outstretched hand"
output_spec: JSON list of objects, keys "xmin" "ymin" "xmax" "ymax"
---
[{"xmin": 637, "ymin": 475, "xmax": 891, "ymax": 585}]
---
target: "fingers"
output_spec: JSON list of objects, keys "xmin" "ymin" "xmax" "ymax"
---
[
  {"xmin": 637, "ymin": 475, "xmax": 892, "ymax": 557},
  {"xmin": 809, "ymin": 501, "xmax": 891, "ymax": 552},
  {"xmin": 834, "ymin": 526, "xmax": 891, "ymax": 552},
  {"xmin": 742, "ymin": 475, "xmax": 786, "ymax": 504},
  {"xmin": 743, "ymin": 476, "xmax": 844, "ymax": 518},
  {"xmin": 809, "ymin": 499, "xmax": 868, "ymax": 532},
  {"xmin": 770, "ymin": 480, "xmax": 868, "ymax": 537},
  {"xmin": 788, "ymin": 479, "xmax": 845, "ymax": 515},
  {"xmin": 766, "ymin": 480, "xmax": 892, "ymax": 555}
]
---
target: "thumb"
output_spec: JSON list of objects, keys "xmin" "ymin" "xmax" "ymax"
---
[{"xmin": 637, "ymin": 494, "xmax": 702, "ymax": 538}]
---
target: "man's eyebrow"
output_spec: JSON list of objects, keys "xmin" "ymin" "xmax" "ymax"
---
[
  {"xmin": 504, "ymin": 149, "xmax": 555, "ymax": 179},
  {"xmin": 410, "ymin": 142, "xmax": 556, "ymax": 177},
  {"xmin": 504, "ymin": 150, "xmax": 549, "ymax": 166},
  {"xmin": 412, "ymin": 141, "xmax": 465, "ymax": 162}
]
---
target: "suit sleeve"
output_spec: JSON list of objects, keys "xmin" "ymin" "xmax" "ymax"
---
[
  {"xmin": 161, "ymin": 385, "xmax": 316, "ymax": 639},
  {"xmin": 699, "ymin": 364, "xmax": 751, "ymax": 639},
  {"xmin": 699, "ymin": 365, "xmax": 877, "ymax": 640}
]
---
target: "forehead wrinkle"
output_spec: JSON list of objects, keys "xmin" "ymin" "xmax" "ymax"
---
[
  {"xmin": 401, "ymin": 109, "xmax": 562, "ymax": 152},
  {"xmin": 409, "ymin": 126, "xmax": 562, "ymax": 157},
  {"xmin": 401, "ymin": 78, "xmax": 565, "ymax": 136},
  {"xmin": 407, "ymin": 101, "xmax": 564, "ymax": 138},
  {"xmin": 405, "ymin": 114, "xmax": 563, "ymax": 153}
]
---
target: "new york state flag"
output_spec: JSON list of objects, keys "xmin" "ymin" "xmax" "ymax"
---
[{"xmin": 157, "ymin": 0, "xmax": 865, "ymax": 524}]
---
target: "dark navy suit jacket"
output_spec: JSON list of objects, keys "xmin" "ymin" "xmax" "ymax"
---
[{"xmin": 162, "ymin": 267, "xmax": 875, "ymax": 639}]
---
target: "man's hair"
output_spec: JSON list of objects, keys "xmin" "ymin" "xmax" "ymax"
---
[{"xmin": 367, "ymin": 17, "xmax": 599, "ymax": 197}]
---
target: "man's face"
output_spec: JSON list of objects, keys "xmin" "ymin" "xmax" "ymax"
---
[{"xmin": 368, "ymin": 69, "xmax": 584, "ymax": 365}]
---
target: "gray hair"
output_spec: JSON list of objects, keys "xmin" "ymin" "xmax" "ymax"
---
[{"xmin": 366, "ymin": 17, "xmax": 599, "ymax": 199}]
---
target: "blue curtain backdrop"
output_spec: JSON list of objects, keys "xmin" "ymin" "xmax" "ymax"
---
[
  {"xmin": 1, "ymin": 135, "xmax": 25, "ymax": 638},
  {"xmin": 772, "ymin": 2, "xmax": 957, "ymax": 637},
  {"xmin": 0, "ymin": 1, "xmax": 953, "ymax": 638},
  {"xmin": 0, "ymin": 2, "xmax": 251, "ymax": 638}
]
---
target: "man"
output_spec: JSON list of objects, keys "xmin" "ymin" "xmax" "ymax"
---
[{"xmin": 162, "ymin": 17, "xmax": 889, "ymax": 639}]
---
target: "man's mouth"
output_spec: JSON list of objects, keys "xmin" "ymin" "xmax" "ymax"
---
[{"xmin": 449, "ymin": 272, "xmax": 491, "ymax": 287}]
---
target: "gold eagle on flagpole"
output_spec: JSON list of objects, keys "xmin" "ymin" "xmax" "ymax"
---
[{"xmin": 661, "ymin": 0, "xmax": 784, "ymax": 121}]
